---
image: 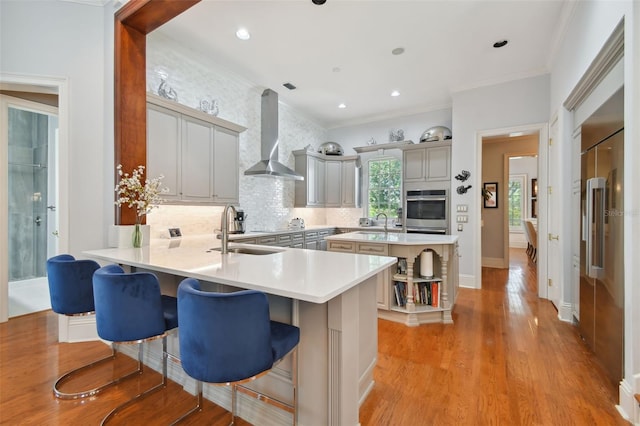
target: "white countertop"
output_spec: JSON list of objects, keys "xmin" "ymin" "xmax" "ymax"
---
[
  {"xmin": 229, "ymin": 225, "xmax": 403, "ymax": 240},
  {"xmin": 325, "ymin": 231, "xmax": 458, "ymax": 245},
  {"xmin": 84, "ymin": 236, "xmax": 396, "ymax": 304}
]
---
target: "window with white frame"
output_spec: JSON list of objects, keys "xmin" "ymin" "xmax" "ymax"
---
[
  {"xmin": 367, "ymin": 157, "xmax": 401, "ymax": 218},
  {"xmin": 508, "ymin": 174, "xmax": 527, "ymax": 232}
]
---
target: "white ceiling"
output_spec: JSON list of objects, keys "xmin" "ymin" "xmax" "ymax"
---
[{"xmin": 157, "ymin": 0, "xmax": 572, "ymax": 129}]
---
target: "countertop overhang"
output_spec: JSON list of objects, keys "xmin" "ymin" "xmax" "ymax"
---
[{"xmin": 84, "ymin": 235, "xmax": 396, "ymax": 304}]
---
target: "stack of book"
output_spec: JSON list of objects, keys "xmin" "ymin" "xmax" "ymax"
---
[{"xmin": 393, "ymin": 281, "xmax": 440, "ymax": 308}]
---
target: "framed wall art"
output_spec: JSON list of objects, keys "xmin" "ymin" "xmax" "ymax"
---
[{"xmin": 483, "ymin": 182, "xmax": 498, "ymax": 208}]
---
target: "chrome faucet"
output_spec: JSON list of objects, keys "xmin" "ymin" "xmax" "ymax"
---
[
  {"xmin": 376, "ymin": 212, "xmax": 388, "ymax": 233},
  {"xmin": 220, "ymin": 204, "xmax": 237, "ymax": 254}
]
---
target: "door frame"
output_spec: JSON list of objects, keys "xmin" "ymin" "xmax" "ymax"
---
[
  {"xmin": 476, "ymin": 122, "xmax": 548, "ymax": 298},
  {"xmin": 0, "ymin": 73, "xmax": 69, "ymax": 323}
]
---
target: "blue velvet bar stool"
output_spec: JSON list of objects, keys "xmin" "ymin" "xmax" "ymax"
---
[
  {"xmin": 93, "ymin": 264, "xmax": 179, "ymax": 425},
  {"xmin": 47, "ymin": 254, "xmax": 120, "ymax": 399},
  {"xmin": 173, "ymin": 278, "xmax": 300, "ymax": 425}
]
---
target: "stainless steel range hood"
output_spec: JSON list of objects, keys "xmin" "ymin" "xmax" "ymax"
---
[{"xmin": 244, "ymin": 89, "xmax": 304, "ymax": 180}]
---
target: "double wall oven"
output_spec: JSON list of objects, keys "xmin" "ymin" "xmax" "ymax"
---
[{"xmin": 404, "ymin": 188, "xmax": 449, "ymax": 234}]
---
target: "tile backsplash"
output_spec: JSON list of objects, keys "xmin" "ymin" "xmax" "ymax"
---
[{"xmin": 145, "ymin": 32, "xmax": 363, "ymax": 236}]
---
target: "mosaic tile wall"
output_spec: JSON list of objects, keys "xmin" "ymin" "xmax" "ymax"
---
[{"xmin": 145, "ymin": 32, "xmax": 365, "ymax": 236}]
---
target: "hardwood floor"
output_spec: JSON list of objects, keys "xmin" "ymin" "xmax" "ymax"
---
[{"xmin": 0, "ymin": 249, "xmax": 628, "ymax": 425}]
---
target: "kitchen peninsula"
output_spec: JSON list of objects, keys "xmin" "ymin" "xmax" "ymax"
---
[
  {"xmin": 84, "ymin": 236, "xmax": 396, "ymax": 426},
  {"xmin": 326, "ymin": 232, "xmax": 459, "ymax": 325}
]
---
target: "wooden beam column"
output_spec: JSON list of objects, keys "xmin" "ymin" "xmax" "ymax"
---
[{"xmin": 114, "ymin": 0, "xmax": 200, "ymax": 225}]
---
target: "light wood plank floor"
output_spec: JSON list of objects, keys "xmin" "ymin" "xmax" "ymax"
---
[{"xmin": 0, "ymin": 249, "xmax": 629, "ymax": 425}]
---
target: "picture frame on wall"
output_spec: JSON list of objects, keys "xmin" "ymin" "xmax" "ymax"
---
[{"xmin": 483, "ymin": 182, "xmax": 498, "ymax": 208}]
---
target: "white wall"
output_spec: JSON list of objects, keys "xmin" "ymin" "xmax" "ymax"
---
[
  {"xmin": 146, "ymin": 31, "xmax": 330, "ymax": 233},
  {"xmin": 327, "ymin": 108, "xmax": 452, "ymax": 154},
  {"xmin": 0, "ymin": 0, "xmax": 109, "ymax": 255},
  {"xmin": 451, "ymin": 74, "xmax": 550, "ymax": 286},
  {"xmin": 548, "ymin": 0, "xmax": 639, "ymax": 418}
]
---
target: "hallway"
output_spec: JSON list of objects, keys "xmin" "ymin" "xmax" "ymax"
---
[{"xmin": 360, "ymin": 248, "xmax": 626, "ymax": 425}]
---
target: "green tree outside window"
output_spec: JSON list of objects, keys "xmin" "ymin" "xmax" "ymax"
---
[
  {"xmin": 508, "ymin": 175, "xmax": 526, "ymax": 231},
  {"xmin": 368, "ymin": 158, "xmax": 401, "ymax": 218}
]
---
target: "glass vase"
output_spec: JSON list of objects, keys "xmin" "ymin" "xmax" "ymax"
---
[{"xmin": 132, "ymin": 222, "xmax": 143, "ymax": 248}]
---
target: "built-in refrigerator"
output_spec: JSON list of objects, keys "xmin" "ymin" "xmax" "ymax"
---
[{"xmin": 579, "ymin": 88, "xmax": 624, "ymax": 386}]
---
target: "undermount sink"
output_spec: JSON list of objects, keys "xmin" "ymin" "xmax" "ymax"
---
[{"xmin": 208, "ymin": 246, "xmax": 283, "ymax": 255}]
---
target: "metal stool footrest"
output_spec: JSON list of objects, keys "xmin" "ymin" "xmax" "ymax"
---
[{"xmin": 53, "ymin": 344, "xmax": 142, "ymax": 400}]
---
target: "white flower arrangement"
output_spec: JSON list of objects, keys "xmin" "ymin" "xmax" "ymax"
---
[{"xmin": 114, "ymin": 164, "xmax": 168, "ymax": 221}]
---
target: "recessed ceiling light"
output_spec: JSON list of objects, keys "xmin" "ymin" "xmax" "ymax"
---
[
  {"xmin": 509, "ymin": 132, "xmax": 524, "ymax": 137},
  {"xmin": 493, "ymin": 40, "xmax": 508, "ymax": 48},
  {"xmin": 338, "ymin": 103, "xmax": 346, "ymax": 109},
  {"xmin": 391, "ymin": 47, "xmax": 405, "ymax": 55},
  {"xmin": 391, "ymin": 90, "xmax": 400, "ymax": 97},
  {"xmin": 236, "ymin": 28, "xmax": 251, "ymax": 40}
]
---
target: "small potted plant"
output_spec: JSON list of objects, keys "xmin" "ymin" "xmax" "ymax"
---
[{"xmin": 114, "ymin": 164, "xmax": 167, "ymax": 247}]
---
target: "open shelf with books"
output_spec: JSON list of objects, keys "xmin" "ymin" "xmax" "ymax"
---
[
  {"xmin": 327, "ymin": 232, "xmax": 459, "ymax": 326},
  {"xmin": 392, "ymin": 279, "xmax": 442, "ymax": 310},
  {"xmin": 378, "ymin": 246, "xmax": 458, "ymax": 326}
]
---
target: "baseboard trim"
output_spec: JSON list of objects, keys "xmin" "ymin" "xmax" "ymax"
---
[
  {"xmin": 482, "ymin": 257, "xmax": 507, "ymax": 269},
  {"xmin": 458, "ymin": 274, "xmax": 476, "ymax": 289},
  {"xmin": 557, "ymin": 302, "xmax": 573, "ymax": 323},
  {"xmin": 359, "ymin": 357, "xmax": 376, "ymax": 406},
  {"xmin": 58, "ymin": 313, "xmax": 99, "ymax": 343},
  {"xmin": 617, "ymin": 378, "xmax": 634, "ymax": 423}
]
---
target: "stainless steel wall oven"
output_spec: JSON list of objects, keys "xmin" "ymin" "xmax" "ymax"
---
[{"xmin": 405, "ymin": 189, "xmax": 448, "ymax": 234}]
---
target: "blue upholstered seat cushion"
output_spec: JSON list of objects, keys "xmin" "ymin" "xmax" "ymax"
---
[
  {"xmin": 161, "ymin": 295, "xmax": 178, "ymax": 330},
  {"xmin": 178, "ymin": 278, "xmax": 300, "ymax": 384},
  {"xmin": 46, "ymin": 254, "xmax": 100, "ymax": 315},
  {"xmin": 93, "ymin": 264, "xmax": 175, "ymax": 342},
  {"xmin": 270, "ymin": 321, "xmax": 300, "ymax": 362}
]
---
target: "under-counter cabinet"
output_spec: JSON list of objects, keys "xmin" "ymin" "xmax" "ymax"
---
[
  {"xmin": 402, "ymin": 140, "xmax": 451, "ymax": 183},
  {"xmin": 327, "ymin": 232, "xmax": 459, "ymax": 325},
  {"xmin": 327, "ymin": 240, "xmax": 390, "ymax": 310},
  {"xmin": 147, "ymin": 93, "xmax": 246, "ymax": 205}
]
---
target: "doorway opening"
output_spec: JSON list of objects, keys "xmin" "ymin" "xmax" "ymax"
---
[
  {"xmin": 0, "ymin": 74, "xmax": 67, "ymax": 324},
  {"xmin": 2, "ymin": 95, "xmax": 59, "ymax": 317},
  {"xmin": 481, "ymin": 133, "xmax": 539, "ymax": 268},
  {"xmin": 476, "ymin": 123, "xmax": 547, "ymax": 298},
  {"xmin": 508, "ymin": 155, "xmax": 538, "ymax": 263}
]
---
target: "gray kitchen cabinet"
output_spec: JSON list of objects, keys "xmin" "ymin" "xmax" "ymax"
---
[
  {"xmin": 325, "ymin": 160, "xmax": 342, "ymax": 207},
  {"xmin": 402, "ymin": 141, "xmax": 451, "ymax": 183},
  {"xmin": 294, "ymin": 150, "xmax": 360, "ymax": 208},
  {"xmin": 147, "ymin": 93, "xmax": 245, "ymax": 205},
  {"xmin": 327, "ymin": 239, "xmax": 389, "ymax": 309},
  {"xmin": 294, "ymin": 154, "xmax": 324, "ymax": 207},
  {"xmin": 212, "ymin": 127, "xmax": 239, "ymax": 203},
  {"xmin": 304, "ymin": 230, "xmax": 319, "ymax": 249},
  {"xmin": 341, "ymin": 159, "xmax": 359, "ymax": 207},
  {"xmin": 181, "ymin": 115, "xmax": 214, "ymax": 202},
  {"xmin": 147, "ymin": 104, "xmax": 181, "ymax": 202}
]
